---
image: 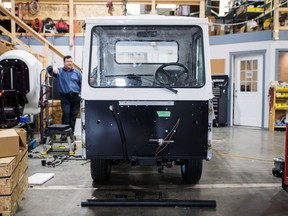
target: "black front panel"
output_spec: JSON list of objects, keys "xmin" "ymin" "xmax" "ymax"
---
[
  {"xmin": 0, "ymin": 59, "xmax": 30, "ymax": 106},
  {"xmin": 85, "ymin": 100, "xmax": 208, "ymax": 160},
  {"xmin": 212, "ymin": 75, "xmax": 228, "ymax": 126}
]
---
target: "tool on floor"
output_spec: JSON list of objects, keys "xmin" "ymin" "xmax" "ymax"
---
[
  {"xmin": 42, "ymin": 124, "xmax": 76, "ymax": 155},
  {"xmin": 272, "ymin": 156, "xmax": 284, "ymax": 177}
]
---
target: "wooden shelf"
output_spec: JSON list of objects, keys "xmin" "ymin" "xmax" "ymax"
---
[
  {"xmin": 275, "ymin": 107, "xmax": 288, "ymax": 110},
  {"xmin": 275, "ymin": 125, "xmax": 286, "ymax": 128},
  {"xmin": 276, "ymin": 87, "xmax": 288, "ymax": 92},
  {"xmin": 269, "ymin": 85, "xmax": 288, "ymax": 131}
]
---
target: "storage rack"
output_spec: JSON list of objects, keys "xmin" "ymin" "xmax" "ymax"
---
[{"xmin": 269, "ymin": 85, "xmax": 288, "ymax": 131}]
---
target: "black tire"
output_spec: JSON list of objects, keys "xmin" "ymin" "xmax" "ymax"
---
[
  {"xmin": 283, "ymin": 182, "xmax": 288, "ymax": 191},
  {"xmin": 282, "ymin": 172, "xmax": 288, "ymax": 191},
  {"xmin": 181, "ymin": 159, "xmax": 203, "ymax": 184},
  {"xmin": 272, "ymin": 168, "xmax": 282, "ymax": 178},
  {"xmin": 90, "ymin": 159, "xmax": 111, "ymax": 184}
]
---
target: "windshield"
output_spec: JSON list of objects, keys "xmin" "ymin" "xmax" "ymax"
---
[{"xmin": 89, "ymin": 25, "xmax": 205, "ymax": 88}]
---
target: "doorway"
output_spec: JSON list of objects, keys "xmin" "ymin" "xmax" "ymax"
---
[{"xmin": 233, "ymin": 54, "xmax": 263, "ymax": 127}]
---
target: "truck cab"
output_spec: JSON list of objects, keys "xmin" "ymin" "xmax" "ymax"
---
[{"xmin": 81, "ymin": 15, "xmax": 214, "ymax": 184}]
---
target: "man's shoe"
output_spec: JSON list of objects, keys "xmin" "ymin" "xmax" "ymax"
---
[{"xmin": 60, "ymin": 134, "xmax": 67, "ymax": 141}]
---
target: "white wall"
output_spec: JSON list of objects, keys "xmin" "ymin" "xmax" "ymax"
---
[{"xmin": 210, "ymin": 39, "xmax": 288, "ymax": 129}]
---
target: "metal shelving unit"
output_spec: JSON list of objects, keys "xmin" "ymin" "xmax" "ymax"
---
[
  {"xmin": 269, "ymin": 86, "xmax": 288, "ymax": 132},
  {"xmin": 39, "ymin": 70, "xmax": 55, "ymax": 144}
]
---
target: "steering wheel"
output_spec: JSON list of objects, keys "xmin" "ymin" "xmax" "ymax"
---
[{"xmin": 155, "ymin": 63, "xmax": 189, "ymax": 86}]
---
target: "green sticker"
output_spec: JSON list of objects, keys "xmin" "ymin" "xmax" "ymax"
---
[{"xmin": 157, "ymin": 111, "xmax": 171, "ymax": 117}]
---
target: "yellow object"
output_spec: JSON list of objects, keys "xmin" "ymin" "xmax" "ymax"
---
[
  {"xmin": 263, "ymin": 18, "xmax": 271, "ymax": 30},
  {"xmin": 247, "ymin": 8, "xmax": 264, "ymax": 12}
]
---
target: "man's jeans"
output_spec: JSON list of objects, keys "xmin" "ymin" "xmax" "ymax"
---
[{"xmin": 60, "ymin": 93, "xmax": 81, "ymax": 132}]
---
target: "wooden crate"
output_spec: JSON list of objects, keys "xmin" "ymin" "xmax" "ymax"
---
[
  {"xmin": 0, "ymin": 170, "xmax": 28, "ymax": 216},
  {"xmin": 0, "ymin": 150, "xmax": 28, "ymax": 194},
  {"xmin": 0, "ymin": 148, "xmax": 27, "ymax": 177},
  {"xmin": 0, "ymin": 148, "xmax": 28, "ymax": 216}
]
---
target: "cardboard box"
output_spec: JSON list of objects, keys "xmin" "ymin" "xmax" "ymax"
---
[
  {"xmin": 14, "ymin": 129, "xmax": 27, "ymax": 150},
  {"xmin": 215, "ymin": 25, "xmax": 225, "ymax": 35},
  {"xmin": 207, "ymin": 16, "xmax": 216, "ymax": 36},
  {"xmin": 0, "ymin": 129, "xmax": 27, "ymax": 158},
  {"xmin": 207, "ymin": 16, "xmax": 216, "ymax": 24},
  {"xmin": 209, "ymin": 25, "xmax": 216, "ymax": 36}
]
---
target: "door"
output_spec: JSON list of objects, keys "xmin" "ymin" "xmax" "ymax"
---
[{"xmin": 234, "ymin": 55, "xmax": 263, "ymax": 127}]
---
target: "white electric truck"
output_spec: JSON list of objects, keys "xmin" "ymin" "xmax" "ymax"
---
[{"xmin": 81, "ymin": 15, "xmax": 214, "ymax": 184}]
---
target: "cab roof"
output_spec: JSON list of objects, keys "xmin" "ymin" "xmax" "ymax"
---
[{"xmin": 85, "ymin": 15, "xmax": 209, "ymax": 26}]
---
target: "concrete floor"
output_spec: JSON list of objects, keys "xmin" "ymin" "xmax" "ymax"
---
[{"xmin": 15, "ymin": 126, "xmax": 288, "ymax": 216}]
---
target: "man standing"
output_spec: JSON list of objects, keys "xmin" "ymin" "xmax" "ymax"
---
[{"xmin": 47, "ymin": 55, "xmax": 82, "ymax": 140}]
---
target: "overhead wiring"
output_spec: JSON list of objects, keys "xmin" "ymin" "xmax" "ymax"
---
[{"xmin": 28, "ymin": 0, "xmax": 40, "ymax": 15}]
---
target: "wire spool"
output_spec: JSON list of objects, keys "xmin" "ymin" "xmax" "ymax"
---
[{"xmin": 29, "ymin": 0, "xmax": 40, "ymax": 15}]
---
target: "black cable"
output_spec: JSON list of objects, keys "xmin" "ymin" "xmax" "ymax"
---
[
  {"xmin": 109, "ymin": 105, "xmax": 129, "ymax": 163},
  {"xmin": 155, "ymin": 117, "xmax": 180, "ymax": 156},
  {"xmin": 38, "ymin": 154, "xmax": 84, "ymax": 167}
]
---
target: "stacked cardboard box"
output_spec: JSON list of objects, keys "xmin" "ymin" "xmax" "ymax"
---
[
  {"xmin": 207, "ymin": 16, "xmax": 216, "ymax": 36},
  {"xmin": 0, "ymin": 129, "xmax": 28, "ymax": 216}
]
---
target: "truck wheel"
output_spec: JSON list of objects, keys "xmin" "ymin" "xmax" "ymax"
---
[
  {"xmin": 282, "ymin": 174, "xmax": 288, "ymax": 191},
  {"xmin": 181, "ymin": 159, "xmax": 203, "ymax": 184},
  {"xmin": 283, "ymin": 182, "xmax": 288, "ymax": 191},
  {"xmin": 90, "ymin": 159, "xmax": 111, "ymax": 184}
]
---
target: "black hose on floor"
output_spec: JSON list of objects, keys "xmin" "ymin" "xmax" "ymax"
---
[{"xmin": 81, "ymin": 198, "xmax": 216, "ymax": 207}]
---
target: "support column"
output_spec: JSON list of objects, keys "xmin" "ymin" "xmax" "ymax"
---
[
  {"xmin": 273, "ymin": 0, "xmax": 280, "ymax": 40},
  {"xmin": 199, "ymin": 0, "xmax": 206, "ymax": 18},
  {"xmin": 151, "ymin": 0, "xmax": 156, "ymax": 15},
  {"xmin": 11, "ymin": 0, "xmax": 15, "ymax": 43},
  {"xmin": 69, "ymin": 0, "xmax": 74, "ymax": 46}
]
